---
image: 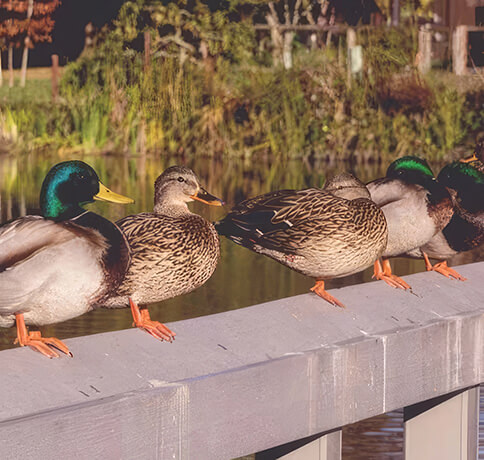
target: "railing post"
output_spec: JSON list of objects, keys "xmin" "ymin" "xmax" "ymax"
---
[
  {"xmin": 453, "ymin": 25, "xmax": 468, "ymax": 75},
  {"xmin": 255, "ymin": 429, "xmax": 342, "ymax": 460},
  {"xmin": 404, "ymin": 386, "xmax": 479, "ymax": 460}
]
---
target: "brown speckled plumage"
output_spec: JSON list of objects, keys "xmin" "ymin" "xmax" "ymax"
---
[
  {"xmin": 216, "ymin": 173, "xmax": 388, "ymax": 280},
  {"xmin": 102, "ymin": 166, "xmax": 221, "ymax": 308}
]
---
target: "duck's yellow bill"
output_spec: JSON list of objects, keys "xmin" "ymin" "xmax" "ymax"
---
[
  {"xmin": 190, "ymin": 187, "xmax": 224, "ymax": 206},
  {"xmin": 94, "ymin": 182, "xmax": 134, "ymax": 204},
  {"xmin": 460, "ymin": 154, "xmax": 478, "ymax": 163}
]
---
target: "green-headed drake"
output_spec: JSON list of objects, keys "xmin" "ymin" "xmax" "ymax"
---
[
  {"xmin": 101, "ymin": 166, "xmax": 223, "ymax": 342},
  {"xmin": 407, "ymin": 155, "xmax": 484, "ymax": 278},
  {"xmin": 0, "ymin": 160, "xmax": 133, "ymax": 358},
  {"xmin": 367, "ymin": 156, "xmax": 455, "ymax": 289},
  {"xmin": 216, "ymin": 173, "xmax": 388, "ymax": 308}
]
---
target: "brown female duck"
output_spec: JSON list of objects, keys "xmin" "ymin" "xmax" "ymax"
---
[
  {"xmin": 216, "ymin": 173, "xmax": 388, "ymax": 308},
  {"xmin": 102, "ymin": 166, "xmax": 223, "ymax": 341}
]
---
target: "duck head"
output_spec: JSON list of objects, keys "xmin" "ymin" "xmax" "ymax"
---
[
  {"xmin": 40, "ymin": 160, "xmax": 134, "ymax": 221},
  {"xmin": 153, "ymin": 166, "xmax": 223, "ymax": 215},
  {"xmin": 438, "ymin": 161, "xmax": 484, "ymax": 212},
  {"xmin": 324, "ymin": 172, "xmax": 370, "ymax": 200},
  {"xmin": 459, "ymin": 138, "xmax": 484, "ymax": 165},
  {"xmin": 386, "ymin": 156, "xmax": 436, "ymax": 188}
]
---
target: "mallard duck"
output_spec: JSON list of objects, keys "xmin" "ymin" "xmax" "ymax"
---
[
  {"xmin": 101, "ymin": 166, "xmax": 223, "ymax": 341},
  {"xmin": 367, "ymin": 156, "xmax": 455, "ymax": 289},
  {"xmin": 215, "ymin": 173, "xmax": 388, "ymax": 308},
  {"xmin": 459, "ymin": 138, "xmax": 484, "ymax": 173},
  {"xmin": 406, "ymin": 155, "xmax": 484, "ymax": 278},
  {"xmin": 0, "ymin": 160, "xmax": 133, "ymax": 358}
]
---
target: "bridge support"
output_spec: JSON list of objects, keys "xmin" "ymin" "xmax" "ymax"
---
[{"xmin": 404, "ymin": 386, "xmax": 480, "ymax": 460}]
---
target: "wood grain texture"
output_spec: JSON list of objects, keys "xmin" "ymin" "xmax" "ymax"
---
[{"xmin": 1, "ymin": 262, "xmax": 484, "ymax": 459}]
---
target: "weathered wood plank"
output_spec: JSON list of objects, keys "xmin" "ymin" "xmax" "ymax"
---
[
  {"xmin": 453, "ymin": 25, "xmax": 468, "ymax": 76},
  {"xmin": 1, "ymin": 262, "xmax": 484, "ymax": 459},
  {"xmin": 404, "ymin": 386, "xmax": 480, "ymax": 460}
]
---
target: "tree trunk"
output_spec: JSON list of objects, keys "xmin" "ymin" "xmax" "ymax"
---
[
  {"xmin": 20, "ymin": 0, "xmax": 34, "ymax": 88},
  {"xmin": 20, "ymin": 38, "xmax": 30, "ymax": 87},
  {"xmin": 8, "ymin": 44, "xmax": 13, "ymax": 88}
]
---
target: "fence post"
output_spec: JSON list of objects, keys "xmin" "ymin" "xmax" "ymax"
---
[
  {"xmin": 347, "ymin": 27, "xmax": 356, "ymax": 86},
  {"xmin": 144, "ymin": 30, "xmax": 151, "ymax": 72},
  {"xmin": 453, "ymin": 25, "xmax": 468, "ymax": 75},
  {"xmin": 51, "ymin": 54, "xmax": 59, "ymax": 103},
  {"xmin": 404, "ymin": 386, "xmax": 479, "ymax": 460},
  {"xmin": 347, "ymin": 28, "xmax": 362, "ymax": 86},
  {"xmin": 417, "ymin": 24, "xmax": 432, "ymax": 73}
]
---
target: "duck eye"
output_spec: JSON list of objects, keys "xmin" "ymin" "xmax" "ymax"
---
[{"xmin": 177, "ymin": 177, "xmax": 184, "ymax": 182}]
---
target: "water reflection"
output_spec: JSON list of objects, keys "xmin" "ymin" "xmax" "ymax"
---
[
  {"xmin": 1, "ymin": 150, "xmax": 483, "ymax": 458},
  {"xmin": 343, "ymin": 410, "xmax": 403, "ymax": 459}
]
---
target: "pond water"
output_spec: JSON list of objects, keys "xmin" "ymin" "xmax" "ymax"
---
[{"xmin": 1, "ymin": 150, "xmax": 483, "ymax": 458}]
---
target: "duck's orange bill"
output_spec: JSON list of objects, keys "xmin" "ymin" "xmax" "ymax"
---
[
  {"xmin": 460, "ymin": 154, "xmax": 478, "ymax": 164},
  {"xmin": 190, "ymin": 187, "xmax": 224, "ymax": 206}
]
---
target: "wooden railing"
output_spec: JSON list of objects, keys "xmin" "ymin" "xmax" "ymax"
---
[
  {"xmin": 0, "ymin": 262, "xmax": 483, "ymax": 459},
  {"xmin": 453, "ymin": 25, "xmax": 484, "ymax": 76}
]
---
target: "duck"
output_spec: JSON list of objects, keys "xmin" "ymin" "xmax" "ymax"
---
[
  {"xmin": 0, "ymin": 160, "xmax": 134, "ymax": 358},
  {"xmin": 101, "ymin": 166, "xmax": 223, "ymax": 341},
  {"xmin": 215, "ymin": 173, "xmax": 388, "ymax": 308},
  {"xmin": 405, "ymin": 154, "xmax": 484, "ymax": 277},
  {"xmin": 458, "ymin": 138, "xmax": 484, "ymax": 173},
  {"xmin": 367, "ymin": 156, "xmax": 455, "ymax": 289}
]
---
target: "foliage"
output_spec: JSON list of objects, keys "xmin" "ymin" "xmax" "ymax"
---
[
  {"xmin": 0, "ymin": 0, "xmax": 482, "ymax": 161},
  {"xmin": 0, "ymin": 0, "xmax": 61, "ymax": 48}
]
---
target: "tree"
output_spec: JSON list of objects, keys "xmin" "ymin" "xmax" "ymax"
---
[
  {"xmin": 0, "ymin": 0, "xmax": 60, "ymax": 87},
  {"xmin": 20, "ymin": 0, "xmax": 61, "ymax": 87},
  {"xmin": 0, "ymin": 0, "xmax": 29, "ymax": 87}
]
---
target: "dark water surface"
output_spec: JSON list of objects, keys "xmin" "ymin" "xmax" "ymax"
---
[{"xmin": 1, "ymin": 151, "xmax": 483, "ymax": 458}]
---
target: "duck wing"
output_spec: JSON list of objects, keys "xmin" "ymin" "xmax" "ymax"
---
[
  {"xmin": 217, "ymin": 188, "xmax": 357, "ymax": 255},
  {"xmin": 0, "ymin": 216, "xmax": 107, "ymax": 314}
]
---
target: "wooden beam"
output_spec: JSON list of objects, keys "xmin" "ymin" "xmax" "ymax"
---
[
  {"xmin": 404, "ymin": 386, "xmax": 480, "ymax": 460},
  {"xmin": 279, "ymin": 431, "xmax": 341, "ymax": 460},
  {"xmin": 1, "ymin": 263, "xmax": 484, "ymax": 459}
]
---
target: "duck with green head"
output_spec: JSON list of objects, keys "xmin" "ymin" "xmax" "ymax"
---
[
  {"xmin": 367, "ymin": 156, "xmax": 457, "ymax": 289},
  {"xmin": 405, "ymin": 155, "xmax": 484, "ymax": 275},
  {"xmin": 0, "ymin": 160, "xmax": 133, "ymax": 358},
  {"xmin": 458, "ymin": 138, "xmax": 484, "ymax": 173}
]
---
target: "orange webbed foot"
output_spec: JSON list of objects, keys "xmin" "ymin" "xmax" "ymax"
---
[
  {"xmin": 129, "ymin": 298, "xmax": 176, "ymax": 342},
  {"xmin": 423, "ymin": 254, "xmax": 466, "ymax": 281},
  {"xmin": 373, "ymin": 259, "xmax": 411, "ymax": 291},
  {"xmin": 15, "ymin": 314, "xmax": 72, "ymax": 359},
  {"xmin": 310, "ymin": 280, "xmax": 345, "ymax": 308}
]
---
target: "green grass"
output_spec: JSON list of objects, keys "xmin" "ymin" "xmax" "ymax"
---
[{"xmin": 0, "ymin": 79, "xmax": 52, "ymax": 106}]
